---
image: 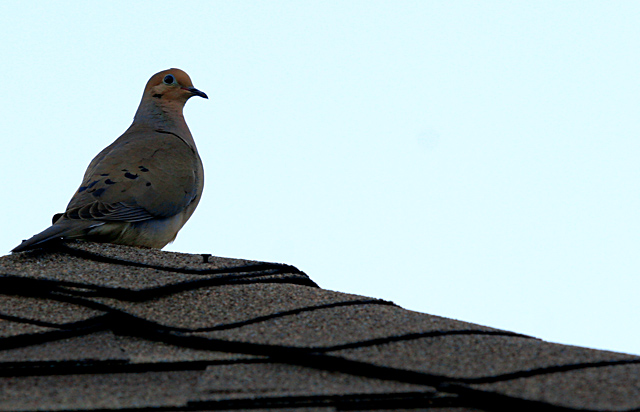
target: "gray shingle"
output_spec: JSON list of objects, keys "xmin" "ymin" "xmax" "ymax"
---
[
  {"xmin": 0, "ymin": 243, "xmax": 315, "ymax": 298},
  {"xmin": 329, "ymin": 334, "xmax": 639, "ymax": 379},
  {"xmin": 0, "ymin": 319, "xmax": 56, "ymax": 339},
  {"xmin": 114, "ymin": 333, "xmax": 261, "ymax": 364},
  {"xmin": 87, "ymin": 284, "xmax": 383, "ymax": 330},
  {"xmin": 196, "ymin": 361, "xmax": 435, "ymax": 400},
  {"xmin": 63, "ymin": 241, "xmax": 262, "ymax": 271},
  {"xmin": 185, "ymin": 304, "xmax": 509, "ymax": 349},
  {"xmin": 0, "ymin": 331, "xmax": 126, "ymax": 363},
  {"xmin": 469, "ymin": 363, "xmax": 640, "ymax": 411},
  {"xmin": 0, "ymin": 294, "xmax": 103, "ymax": 326},
  {"xmin": 0, "ymin": 370, "xmax": 202, "ymax": 411}
]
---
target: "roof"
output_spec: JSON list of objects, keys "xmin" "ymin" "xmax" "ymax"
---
[{"xmin": 0, "ymin": 241, "xmax": 638, "ymax": 411}]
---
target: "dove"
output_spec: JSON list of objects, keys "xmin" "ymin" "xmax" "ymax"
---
[{"xmin": 12, "ymin": 68, "xmax": 207, "ymax": 252}]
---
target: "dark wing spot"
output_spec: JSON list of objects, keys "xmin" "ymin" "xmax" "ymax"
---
[
  {"xmin": 138, "ymin": 166, "xmax": 149, "ymax": 172},
  {"xmin": 153, "ymin": 93, "xmax": 163, "ymax": 99},
  {"xmin": 93, "ymin": 188, "xmax": 106, "ymax": 197},
  {"xmin": 78, "ymin": 186, "xmax": 88, "ymax": 193},
  {"xmin": 105, "ymin": 179, "xmax": 116, "ymax": 185},
  {"xmin": 121, "ymin": 169, "xmax": 128, "ymax": 172},
  {"xmin": 124, "ymin": 172, "xmax": 138, "ymax": 179},
  {"xmin": 87, "ymin": 180, "xmax": 99, "ymax": 189},
  {"xmin": 146, "ymin": 182, "xmax": 151, "ymax": 186},
  {"xmin": 100, "ymin": 173, "xmax": 110, "ymax": 176}
]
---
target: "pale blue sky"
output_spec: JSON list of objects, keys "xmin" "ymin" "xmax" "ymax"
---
[{"xmin": 1, "ymin": 1, "xmax": 639, "ymax": 355}]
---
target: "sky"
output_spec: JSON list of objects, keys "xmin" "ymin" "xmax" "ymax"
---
[{"xmin": 1, "ymin": 1, "xmax": 639, "ymax": 355}]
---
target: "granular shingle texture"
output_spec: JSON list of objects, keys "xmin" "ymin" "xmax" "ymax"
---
[{"xmin": 0, "ymin": 241, "xmax": 638, "ymax": 411}]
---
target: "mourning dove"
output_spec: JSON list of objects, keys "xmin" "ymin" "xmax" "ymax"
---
[{"xmin": 12, "ymin": 68, "xmax": 207, "ymax": 252}]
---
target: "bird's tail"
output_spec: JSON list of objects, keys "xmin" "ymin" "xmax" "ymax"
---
[{"xmin": 12, "ymin": 219, "xmax": 102, "ymax": 252}]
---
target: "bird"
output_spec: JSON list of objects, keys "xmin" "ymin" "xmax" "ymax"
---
[{"xmin": 12, "ymin": 68, "xmax": 207, "ymax": 253}]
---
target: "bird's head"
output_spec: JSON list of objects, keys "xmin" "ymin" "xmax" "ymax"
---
[{"xmin": 144, "ymin": 68, "xmax": 208, "ymax": 104}]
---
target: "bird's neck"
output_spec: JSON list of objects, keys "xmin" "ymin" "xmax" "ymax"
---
[{"xmin": 132, "ymin": 100, "xmax": 192, "ymax": 138}]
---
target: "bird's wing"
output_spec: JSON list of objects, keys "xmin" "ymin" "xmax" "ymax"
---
[{"xmin": 65, "ymin": 130, "xmax": 201, "ymax": 222}]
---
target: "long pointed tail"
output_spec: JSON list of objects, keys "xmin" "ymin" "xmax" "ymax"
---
[{"xmin": 12, "ymin": 220, "xmax": 101, "ymax": 252}]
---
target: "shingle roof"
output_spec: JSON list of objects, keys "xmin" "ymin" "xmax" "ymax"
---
[{"xmin": 0, "ymin": 242, "xmax": 638, "ymax": 411}]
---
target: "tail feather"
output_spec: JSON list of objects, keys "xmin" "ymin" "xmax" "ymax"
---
[{"xmin": 12, "ymin": 220, "xmax": 102, "ymax": 252}]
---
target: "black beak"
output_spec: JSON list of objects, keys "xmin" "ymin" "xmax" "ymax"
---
[{"xmin": 184, "ymin": 87, "xmax": 208, "ymax": 99}]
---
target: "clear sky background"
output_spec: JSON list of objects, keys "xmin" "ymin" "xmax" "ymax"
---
[{"xmin": 1, "ymin": 1, "xmax": 639, "ymax": 355}]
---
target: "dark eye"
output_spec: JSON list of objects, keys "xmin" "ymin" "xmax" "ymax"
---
[{"xmin": 163, "ymin": 74, "xmax": 175, "ymax": 85}]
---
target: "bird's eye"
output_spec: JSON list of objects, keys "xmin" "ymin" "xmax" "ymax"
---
[{"xmin": 163, "ymin": 74, "xmax": 175, "ymax": 85}]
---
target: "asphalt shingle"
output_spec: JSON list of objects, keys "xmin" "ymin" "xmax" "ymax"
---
[
  {"xmin": 0, "ymin": 294, "xmax": 104, "ymax": 327},
  {"xmin": 469, "ymin": 363, "xmax": 640, "ymax": 411},
  {"xmin": 85, "ymin": 284, "xmax": 382, "ymax": 330},
  {"xmin": 0, "ymin": 242, "xmax": 315, "ymax": 300},
  {"xmin": 196, "ymin": 361, "xmax": 435, "ymax": 401},
  {"xmin": 0, "ymin": 370, "xmax": 202, "ymax": 411},
  {"xmin": 184, "ymin": 304, "xmax": 511, "ymax": 349},
  {"xmin": 0, "ymin": 319, "xmax": 56, "ymax": 340},
  {"xmin": 329, "ymin": 334, "xmax": 638, "ymax": 379}
]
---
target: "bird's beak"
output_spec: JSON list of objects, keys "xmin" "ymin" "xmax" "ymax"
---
[{"xmin": 183, "ymin": 87, "xmax": 208, "ymax": 99}]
